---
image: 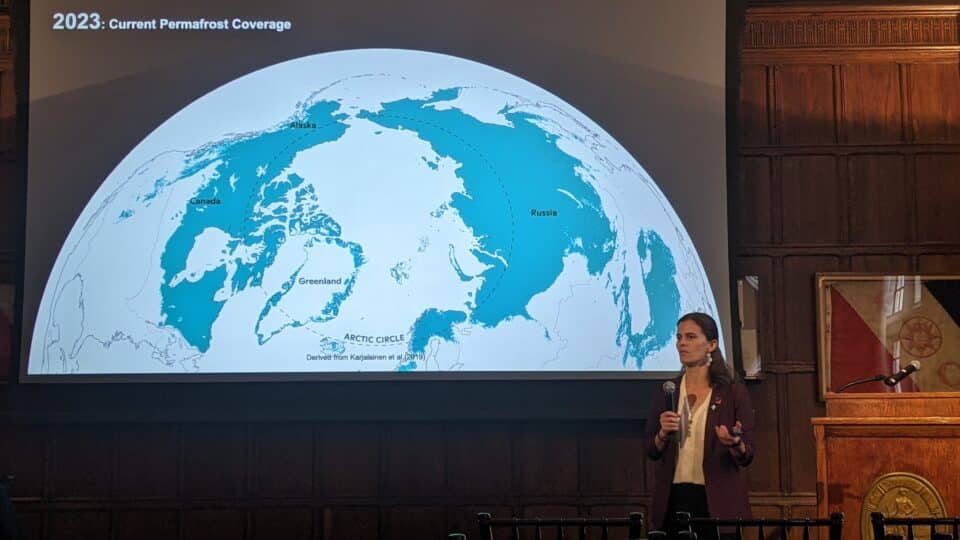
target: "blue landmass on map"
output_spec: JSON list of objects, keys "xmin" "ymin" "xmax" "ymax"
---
[
  {"xmin": 157, "ymin": 100, "xmax": 357, "ymax": 352},
  {"xmin": 447, "ymin": 244, "xmax": 473, "ymax": 282},
  {"xmin": 408, "ymin": 309, "xmax": 469, "ymax": 357},
  {"xmin": 614, "ymin": 230, "xmax": 681, "ymax": 369},
  {"xmin": 358, "ymin": 88, "xmax": 617, "ymax": 358}
]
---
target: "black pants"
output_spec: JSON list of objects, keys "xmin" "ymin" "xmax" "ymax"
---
[{"xmin": 664, "ymin": 483, "xmax": 716, "ymax": 540}]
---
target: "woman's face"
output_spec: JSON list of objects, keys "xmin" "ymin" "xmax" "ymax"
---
[{"xmin": 676, "ymin": 319, "xmax": 718, "ymax": 367}]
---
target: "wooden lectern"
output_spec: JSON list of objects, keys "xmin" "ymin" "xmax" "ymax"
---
[{"xmin": 812, "ymin": 393, "xmax": 960, "ymax": 540}]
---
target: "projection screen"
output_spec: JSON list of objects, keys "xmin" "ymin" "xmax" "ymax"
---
[{"xmin": 21, "ymin": 0, "xmax": 730, "ymax": 380}]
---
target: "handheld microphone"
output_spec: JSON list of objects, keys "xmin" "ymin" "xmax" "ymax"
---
[
  {"xmin": 883, "ymin": 360, "xmax": 921, "ymax": 387},
  {"xmin": 662, "ymin": 381, "xmax": 676, "ymax": 441},
  {"xmin": 662, "ymin": 381, "xmax": 676, "ymax": 410}
]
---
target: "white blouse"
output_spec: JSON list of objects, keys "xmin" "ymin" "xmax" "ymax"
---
[{"xmin": 673, "ymin": 374, "xmax": 712, "ymax": 485}]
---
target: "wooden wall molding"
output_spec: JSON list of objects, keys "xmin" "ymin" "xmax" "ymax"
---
[
  {"xmin": 5, "ymin": 496, "xmax": 817, "ymax": 513},
  {"xmin": 749, "ymin": 492, "xmax": 818, "ymax": 506},
  {"xmin": 737, "ymin": 244, "xmax": 960, "ymax": 254},
  {"xmin": 743, "ymin": 48, "xmax": 959, "ymax": 64},
  {"xmin": 8, "ymin": 497, "xmax": 658, "ymax": 510},
  {"xmin": 745, "ymin": 6, "xmax": 960, "ymax": 49},
  {"xmin": 741, "ymin": 143, "xmax": 960, "ymax": 153},
  {"xmin": 759, "ymin": 363, "xmax": 818, "ymax": 374},
  {"xmin": 744, "ymin": 5, "xmax": 960, "ymax": 62}
]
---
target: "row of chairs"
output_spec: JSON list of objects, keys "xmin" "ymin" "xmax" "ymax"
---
[
  {"xmin": 449, "ymin": 511, "xmax": 960, "ymax": 540},
  {"xmin": 872, "ymin": 514, "xmax": 960, "ymax": 540},
  {"xmin": 3, "ymin": 475, "xmax": 958, "ymax": 540}
]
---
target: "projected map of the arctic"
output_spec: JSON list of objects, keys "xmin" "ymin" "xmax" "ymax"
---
[{"xmin": 30, "ymin": 49, "xmax": 719, "ymax": 375}]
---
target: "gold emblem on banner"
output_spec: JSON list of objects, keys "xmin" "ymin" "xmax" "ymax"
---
[{"xmin": 861, "ymin": 472, "xmax": 947, "ymax": 540}]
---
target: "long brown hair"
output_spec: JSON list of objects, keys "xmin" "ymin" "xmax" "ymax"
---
[{"xmin": 677, "ymin": 312, "xmax": 734, "ymax": 387}]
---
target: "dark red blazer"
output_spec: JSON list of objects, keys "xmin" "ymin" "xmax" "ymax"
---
[{"xmin": 644, "ymin": 375, "xmax": 756, "ymax": 531}]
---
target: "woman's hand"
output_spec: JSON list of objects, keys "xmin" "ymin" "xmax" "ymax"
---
[
  {"xmin": 715, "ymin": 421, "xmax": 744, "ymax": 448},
  {"xmin": 658, "ymin": 411, "xmax": 680, "ymax": 439}
]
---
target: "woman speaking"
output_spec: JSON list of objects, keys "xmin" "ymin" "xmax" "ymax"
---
[{"xmin": 645, "ymin": 312, "xmax": 756, "ymax": 539}]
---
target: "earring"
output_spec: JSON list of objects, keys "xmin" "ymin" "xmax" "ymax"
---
[{"xmin": 706, "ymin": 352, "xmax": 713, "ymax": 365}]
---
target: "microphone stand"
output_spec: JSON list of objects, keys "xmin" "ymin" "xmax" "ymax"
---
[{"xmin": 835, "ymin": 374, "xmax": 886, "ymax": 393}]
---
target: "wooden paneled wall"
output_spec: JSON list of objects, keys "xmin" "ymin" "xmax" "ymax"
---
[
  {"xmin": 0, "ymin": 420, "xmax": 658, "ymax": 540},
  {"xmin": 1, "ymin": 2, "xmax": 959, "ymax": 539},
  {"xmin": 735, "ymin": 0, "xmax": 960, "ymax": 533}
]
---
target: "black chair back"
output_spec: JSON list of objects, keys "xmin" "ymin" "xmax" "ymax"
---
[
  {"xmin": 668, "ymin": 511, "xmax": 844, "ymax": 540},
  {"xmin": 476, "ymin": 511, "xmax": 644, "ymax": 540},
  {"xmin": 870, "ymin": 511, "xmax": 960, "ymax": 540}
]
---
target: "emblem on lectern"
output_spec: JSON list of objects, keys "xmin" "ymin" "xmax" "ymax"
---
[{"xmin": 861, "ymin": 472, "xmax": 947, "ymax": 540}]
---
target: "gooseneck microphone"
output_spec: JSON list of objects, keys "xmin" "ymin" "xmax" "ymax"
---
[
  {"xmin": 662, "ymin": 381, "xmax": 676, "ymax": 441},
  {"xmin": 883, "ymin": 360, "xmax": 921, "ymax": 387}
]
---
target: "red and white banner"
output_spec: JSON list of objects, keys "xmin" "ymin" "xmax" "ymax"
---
[{"xmin": 827, "ymin": 278, "xmax": 960, "ymax": 392}]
